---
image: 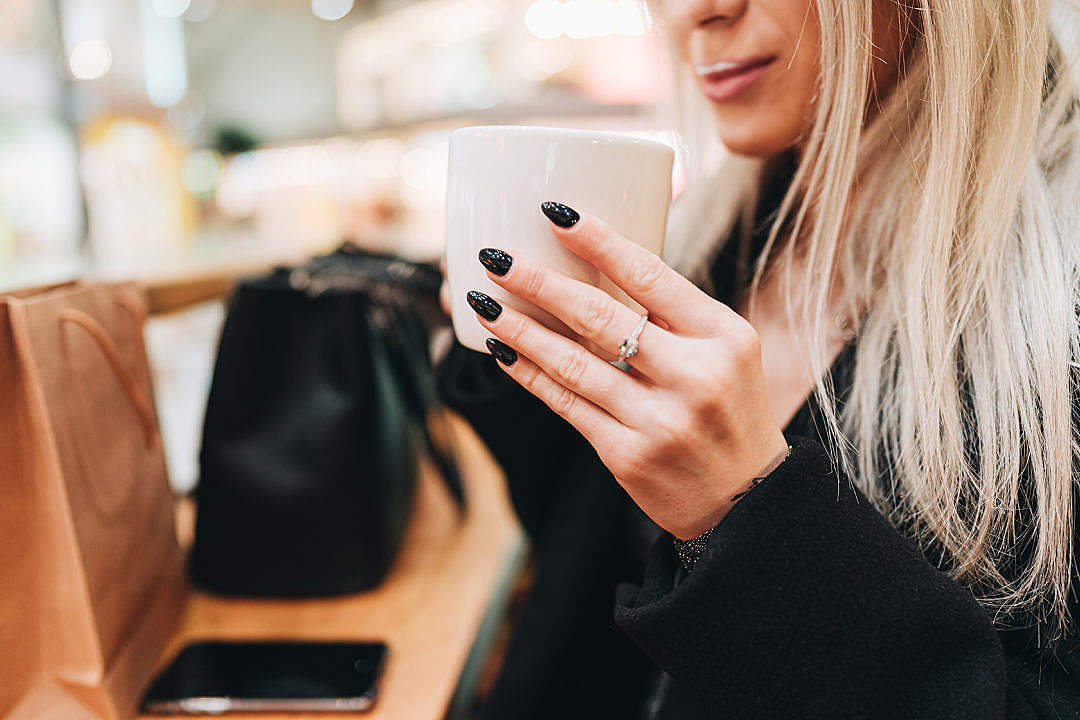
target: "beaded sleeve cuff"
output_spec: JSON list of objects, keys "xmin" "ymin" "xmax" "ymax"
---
[
  {"xmin": 673, "ymin": 526, "xmax": 717, "ymax": 572},
  {"xmin": 673, "ymin": 444, "xmax": 792, "ymax": 572}
]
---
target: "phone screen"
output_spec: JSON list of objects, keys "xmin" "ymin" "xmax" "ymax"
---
[{"xmin": 141, "ymin": 640, "xmax": 388, "ymax": 714}]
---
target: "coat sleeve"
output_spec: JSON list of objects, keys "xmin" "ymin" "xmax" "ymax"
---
[
  {"xmin": 613, "ymin": 434, "xmax": 1011, "ymax": 719},
  {"xmin": 434, "ymin": 340, "xmax": 596, "ymax": 544}
]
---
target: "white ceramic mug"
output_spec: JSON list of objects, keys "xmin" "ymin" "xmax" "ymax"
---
[{"xmin": 445, "ymin": 125, "xmax": 674, "ymax": 354}]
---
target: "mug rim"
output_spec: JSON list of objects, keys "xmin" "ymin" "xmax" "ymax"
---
[{"xmin": 449, "ymin": 124, "xmax": 674, "ymax": 155}]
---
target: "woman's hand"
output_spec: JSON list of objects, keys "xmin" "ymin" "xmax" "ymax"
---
[{"xmin": 466, "ymin": 202, "xmax": 790, "ymax": 540}]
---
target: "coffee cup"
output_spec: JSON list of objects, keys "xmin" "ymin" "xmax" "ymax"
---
[{"xmin": 444, "ymin": 125, "xmax": 674, "ymax": 354}]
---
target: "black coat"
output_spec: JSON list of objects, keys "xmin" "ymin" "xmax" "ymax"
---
[{"xmin": 434, "ymin": 187, "xmax": 1080, "ymax": 720}]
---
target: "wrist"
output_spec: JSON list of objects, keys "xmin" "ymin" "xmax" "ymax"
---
[
  {"xmin": 757, "ymin": 435, "xmax": 793, "ymax": 478},
  {"xmin": 673, "ymin": 436, "xmax": 791, "ymax": 540},
  {"xmin": 731, "ymin": 439, "xmax": 791, "ymax": 503},
  {"xmin": 672, "ymin": 441, "xmax": 793, "ymax": 570}
]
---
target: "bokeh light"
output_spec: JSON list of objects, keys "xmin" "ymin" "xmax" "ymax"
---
[
  {"xmin": 524, "ymin": 0, "xmax": 564, "ymax": 39},
  {"xmin": 180, "ymin": 150, "xmax": 222, "ymax": 197},
  {"xmin": 311, "ymin": 0, "xmax": 354, "ymax": 22},
  {"xmin": 68, "ymin": 39, "xmax": 112, "ymax": 80}
]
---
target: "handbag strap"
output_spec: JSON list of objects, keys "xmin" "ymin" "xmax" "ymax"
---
[
  {"xmin": 381, "ymin": 304, "xmax": 466, "ymax": 512},
  {"xmin": 59, "ymin": 309, "xmax": 157, "ymax": 447},
  {"xmin": 292, "ymin": 247, "xmax": 465, "ymax": 511}
]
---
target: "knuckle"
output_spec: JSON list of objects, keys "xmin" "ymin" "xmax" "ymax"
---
[
  {"xmin": 727, "ymin": 322, "xmax": 762, "ymax": 361},
  {"xmin": 575, "ymin": 293, "xmax": 617, "ymax": 337},
  {"xmin": 626, "ymin": 441, "xmax": 672, "ymax": 481},
  {"xmin": 518, "ymin": 263, "xmax": 546, "ymax": 299},
  {"xmin": 550, "ymin": 385, "xmax": 578, "ymax": 416},
  {"xmin": 503, "ymin": 313, "xmax": 531, "ymax": 343},
  {"xmin": 628, "ymin": 252, "xmax": 668, "ymax": 294},
  {"xmin": 615, "ymin": 444, "xmax": 650, "ymax": 481},
  {"xmin": 653, "ymin": 408, "xmax": 692, "ymax": 448},
  {"xmin": 518, "ymin": 362, "xmax": 542, "ymax": 389},
  {"xmin": 554, "ymin": 348, "xmax": 590, "ymax": 387}
]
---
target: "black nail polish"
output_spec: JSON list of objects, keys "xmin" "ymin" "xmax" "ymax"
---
[
  {"xmin": 486, "ymin": 338, "xmax": 517, "ymax": 366},
  {"xmin": 466, "ymin": 290, "xmax": 502, "ymax": 321},
  {"xmin": 541, "ymin": 201, "xmax": 579, "ymax": 228},
  {"xmin": 478, "ymin": 248, "xmax": 513, "ymax": 276}
]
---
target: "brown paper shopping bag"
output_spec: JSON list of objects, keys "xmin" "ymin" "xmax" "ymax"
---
[{"xmin": 0, "ymin": 282, "xmax": 185, "ymax": 720}]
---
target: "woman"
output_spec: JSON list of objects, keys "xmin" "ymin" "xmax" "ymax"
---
[{"xmin": 436, "ymin": 0, "xmax": 1080, "ymax": 717}]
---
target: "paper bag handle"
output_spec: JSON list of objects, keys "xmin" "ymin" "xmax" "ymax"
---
[{"xmin": 59, "ymin": 309, "xmax": 157, "ymax": 447}]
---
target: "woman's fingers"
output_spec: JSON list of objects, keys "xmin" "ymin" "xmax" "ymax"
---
[
  {"xmin": 467, "ymin": 290, "xmax": 646, "ymax": 427},
  {"xmin": 486, "ymin": 349, "xmax": 616, "ymax": 448},
  {"xmin": 539, "ymin": 202, "xmax": 739, "ymax": 336},
  {"xmin": 479, "ymin": 249, "xmax": 673, "ymax": 380}
]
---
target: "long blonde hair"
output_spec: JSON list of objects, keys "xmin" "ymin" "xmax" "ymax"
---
[{"xmin": 654, "ymin": 0, "xmax": 1080, "ymax": 640}]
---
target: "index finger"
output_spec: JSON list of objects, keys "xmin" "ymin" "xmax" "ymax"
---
[{"xmin": 540, "ymin": 201, "xmax": 735, "ymax": 335}]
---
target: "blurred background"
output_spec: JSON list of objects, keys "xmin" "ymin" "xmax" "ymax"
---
[
  {"xmin": 0, "ymin": 0, "xmax": 683, "ymax": 285},
  {"xmin": 0, "ymin": 0, "xmax": 686, "ymax": 494}
]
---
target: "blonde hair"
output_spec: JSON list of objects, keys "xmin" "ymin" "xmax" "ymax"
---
[{"xmin": 654, "ymin": 0, "xmax": 1080, "ymax": 640}]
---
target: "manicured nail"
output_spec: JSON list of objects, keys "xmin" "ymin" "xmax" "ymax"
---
[
  {"xmin": 541, "ymin": 201, "xmax": 579, "ymax": 228},
  {"xmin": 466, "ymin": 290, "xmax": 502, "ymax": 321},
  {"xmin": 486, "ymin": 338, "xmax": 517, "ymax": 366},
  {"xmin": 478, "ymin": 248, "xmax": 513, "ymax": 276}
]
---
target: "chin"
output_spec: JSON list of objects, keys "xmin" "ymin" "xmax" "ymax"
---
[
  {"xmin": 717, "ymin": 128, "xmax": 802, "ymax": 158},
  {"xmin": 712, "ymin": 111, "xmax": 805, "ymax": 158}
]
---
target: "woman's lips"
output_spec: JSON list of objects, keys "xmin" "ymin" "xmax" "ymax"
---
[{"xmin": 695, "ymin": 56, "xmax": 776, "ymax": 102}]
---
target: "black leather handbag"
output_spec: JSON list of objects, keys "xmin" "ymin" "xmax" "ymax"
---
[{"xmin": 189, "ymin": 245, "xmax": 463, "ymax": 597}]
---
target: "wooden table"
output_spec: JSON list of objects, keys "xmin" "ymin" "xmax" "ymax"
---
[{"xmin": 140, "ymin": 417, "xmax": 527, "ymax": 720}]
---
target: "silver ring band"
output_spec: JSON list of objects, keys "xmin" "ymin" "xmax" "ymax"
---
[{"xmin": 618, "ymin": 312, "xmax": 649, "ymax": 362}]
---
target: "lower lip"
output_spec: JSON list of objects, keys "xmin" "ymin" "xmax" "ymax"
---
[{"xmin": 701, "ymin": 61, "xmax": 773, "ymax": 102}]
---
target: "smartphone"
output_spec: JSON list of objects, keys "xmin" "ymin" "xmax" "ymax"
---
[{"xmin": 141, "ymin": 640, "xmax": 388, "ymax": 714}]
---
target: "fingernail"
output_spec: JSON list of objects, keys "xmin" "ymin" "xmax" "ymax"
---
[
  {"xmin": 478, "ymin": 248, "xmax": 513, "ymax": 276},
  {"xmin": 486, "ymin": 338, "xmax": 517, "ymax": 366},
  {"xmin": 541, "ymin": 201, "xmax": 579, "ymax": 228},
  {"xmin": 466, "ymin": 290, "xmax": 502, "ymax": 321}
]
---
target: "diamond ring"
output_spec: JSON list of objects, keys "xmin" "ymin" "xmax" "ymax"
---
[{"xmin": 618, "ymin": 312, "xmax": 649, "ymax": 362}]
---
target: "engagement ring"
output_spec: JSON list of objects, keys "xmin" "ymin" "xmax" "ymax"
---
[{"xmin": 618, "ymin": 312, "xmax": 649, "ymax": 362}]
